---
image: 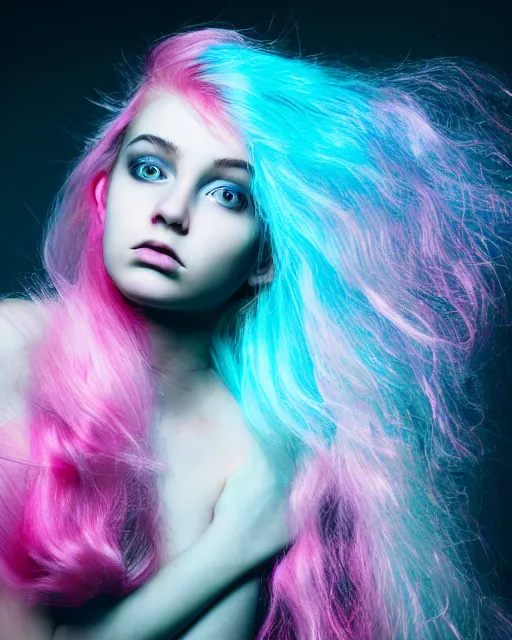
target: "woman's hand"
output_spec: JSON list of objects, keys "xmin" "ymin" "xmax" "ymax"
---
[{"xmin": 210, "ymin": 434, "xmax": 297, "ymax": 571}]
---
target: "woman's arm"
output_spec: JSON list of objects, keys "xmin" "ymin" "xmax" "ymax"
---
[
  {"xmin": 172, "ymin": 574, "xmax": 261, "ymax": 640},
  {"xmin": 53, "ymin": 523, "xmax": 260, "ymax": 640},
  {"xmin": 55, "ymin": 434, "xmax": 293, "ymax": 640}
]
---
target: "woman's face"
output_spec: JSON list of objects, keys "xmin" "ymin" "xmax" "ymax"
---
[{"xmin": 98, "ymin": 92, "xmax": 269, "ymax": 311}]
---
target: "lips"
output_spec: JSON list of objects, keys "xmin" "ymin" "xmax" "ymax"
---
[{"xmin": 133, "ymin": 240, "xmax": 184, "ymax": 266}]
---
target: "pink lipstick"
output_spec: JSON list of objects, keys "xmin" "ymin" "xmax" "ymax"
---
[{"xmin": 133, "ymin": 247, "xmax": 182, "ymax": 272}]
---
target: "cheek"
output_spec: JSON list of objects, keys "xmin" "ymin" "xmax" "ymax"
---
[
  {"xmin": 205, "ymin": 234, "xmax": 259, "ymax": 282},
  {"xmin": 104, "ymin": 173, "xmax": 137, "ymax": 224},
  {"xmin": 101, "ymin": 221, "xmax": 116, "ymax": 277},
  {"xmin": 101, "ymin": 204, "xmax": 129, "ymax": 271},
  {"xmin": 103, "ymin": 187, "xmax": 134, "ymax": 245},
  {"xmin": 102, "ymin": 210, "xmax": 117, "ymax": 253}
]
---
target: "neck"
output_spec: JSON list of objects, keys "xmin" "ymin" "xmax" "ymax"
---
[{"xmin": 141, "ymin": 305, "xmax": 224, "ymax": 416}]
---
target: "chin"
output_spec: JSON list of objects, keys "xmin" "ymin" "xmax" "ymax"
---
[
  {"xmin": 117, "ymin": 288, "xmax": 180, "ymax": 310},
  {"xmin": 109, "ymin": 268, "xmax": 175, "ymax": 303}
]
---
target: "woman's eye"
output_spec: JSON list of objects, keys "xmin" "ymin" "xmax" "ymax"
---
[
  {"xmin": 209, "ymin": 186, "xmax": 250, "ymax": 212},
  {"xmin": 129, "ymin": 158, "xmax": 167, "ymax": 182},
  {"xmin": 127, "ymin": 158, "xmax": 250, "ymax": 212}
]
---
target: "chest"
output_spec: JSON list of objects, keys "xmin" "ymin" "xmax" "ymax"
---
[
  {"xmin": 46, "ymin": 398, "xmax": 257, "ymax": 630},
  {"xmin": 154, "ymin": 399, "xmax": 255, "ymax": 563}
]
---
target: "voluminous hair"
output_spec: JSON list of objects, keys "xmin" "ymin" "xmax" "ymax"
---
[{"xmin": 1, "ymin": 26, "xmax": 512, "ymax": 639}]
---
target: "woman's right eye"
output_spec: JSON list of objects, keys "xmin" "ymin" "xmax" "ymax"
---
[{"xmin": 128, "ymin": 156, "xmax": 168, "ymax": 182}]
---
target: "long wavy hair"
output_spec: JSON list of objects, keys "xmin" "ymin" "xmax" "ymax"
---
[{"xmin": 1, "ymin": 25, "xmax": 512, "ymax": 639}]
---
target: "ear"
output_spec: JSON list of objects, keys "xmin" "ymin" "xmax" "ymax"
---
[
  {"xmin": 92, "ymin": 172, "xmax": 109, "ymax": 223},
  {"xmin": 248, "ymin": 257, "xmax": 274, "ymax": 287}
]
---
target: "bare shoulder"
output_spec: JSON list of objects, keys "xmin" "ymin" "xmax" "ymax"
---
[
  {"xmin": 0, "ymin": 297, "xmax": 53, "ymax": 386},
  {"xmin": 0, "ymin": 297, "xmax": 52, "ymax": 352},
  {"xmin": 0, "ymin": 298, "xmax": 53, "ymax": 450},
  {"xmin": 0, "ymin": 304, "xmax": 56, "ymax": 633},
  {"xmin": 0, "ymin": 583, "xmax": 56, "ymax": 640}
]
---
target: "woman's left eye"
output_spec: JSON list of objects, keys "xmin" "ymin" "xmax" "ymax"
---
[
  {"xmin": 208, "ymin": 186, "xmax": 250, "ymax": 212},
  {"xmin": 129, "ymin": 158, "xmax": 167, "ymax": 182}
]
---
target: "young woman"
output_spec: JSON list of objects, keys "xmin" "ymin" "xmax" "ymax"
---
[{"xmin": 1, "ymin": 25, "xmax": 512, "ymax": 640}]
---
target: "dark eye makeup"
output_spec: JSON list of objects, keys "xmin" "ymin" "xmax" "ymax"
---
[{"xmin": 124, "ymin": 153, "xmax": 253, "ymax": 213}]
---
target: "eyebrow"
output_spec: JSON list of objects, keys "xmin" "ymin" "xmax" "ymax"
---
[{"xmin": 126, "ymin": 133, "xmax": 254, "ymax": 176}]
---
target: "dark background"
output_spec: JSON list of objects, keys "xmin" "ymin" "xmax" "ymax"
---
[{"xmin": 1, "ymin": 0, "xmax": 512, "ymax": 604}]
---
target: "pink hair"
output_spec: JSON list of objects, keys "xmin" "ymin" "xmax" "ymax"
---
[
  {"xmin": 1, "ymin": 25, "xmax": 512, "ymax": 640},
  {"xmin": 0, "ymin": 28, "xmax": 249, "ymax": 606}
]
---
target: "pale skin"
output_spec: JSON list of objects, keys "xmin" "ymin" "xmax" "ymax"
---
[{"xmin": 0, "ymin": 91, "xmax": 296, "ymax": 639}]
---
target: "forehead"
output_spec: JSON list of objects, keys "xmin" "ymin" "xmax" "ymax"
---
[{"xmin": 126, "ymin": 92, "xmax": 248, "ymax": 161}]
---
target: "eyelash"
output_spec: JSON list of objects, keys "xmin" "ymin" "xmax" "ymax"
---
[{"xmin": 127, "ymin": 156, "xmax": 251, "ymax": 213}]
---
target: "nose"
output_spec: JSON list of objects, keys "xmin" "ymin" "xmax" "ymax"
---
[{"xmin": 151, "ymin": 189, "xmax": 190, "ymax": 233}]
